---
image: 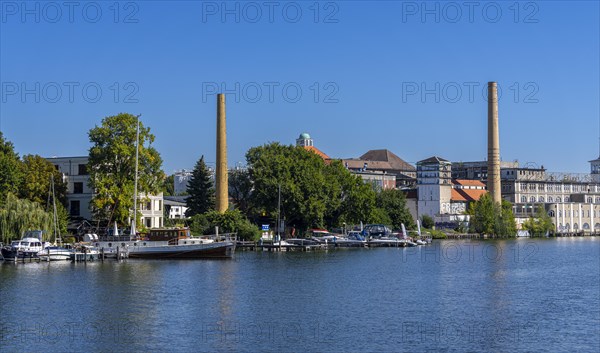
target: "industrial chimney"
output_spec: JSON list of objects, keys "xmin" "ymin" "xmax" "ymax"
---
[
  {"xmin": 487, "ymin": 82, "xmax": 501, "ymax": 204},
  {"xmin": 216, "ymin": 94, "xmax": 228, "ymax": 213}
]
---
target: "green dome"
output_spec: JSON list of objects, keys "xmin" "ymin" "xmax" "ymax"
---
[{"xmin": 299, "ymin": 132, "xmax": 311, "ymax": 139}]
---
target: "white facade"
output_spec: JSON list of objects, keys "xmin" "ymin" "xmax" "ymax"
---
[
  {"xmin": 138, "ymin": 193, "xmax": 164, "ymax": 228},
  {"xmin": 174, "ymin": 170, "xmax": 193, "ymax": 195},
  {"xmin": 416, "ymin": 157, "xmax": 452, "ymax": 218},
  {"xmin": 47, "ymin": 156, "xmax": 163, "ymax": 228},
  {"xmin": 46, "ymin": 156, "xmax": 93, "ymax": 220},
  {"xmin": 547, "ymin": 202, "xmax": 600, "ymax": 233}
]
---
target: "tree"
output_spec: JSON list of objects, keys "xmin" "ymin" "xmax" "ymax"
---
[
  {"xmin": 421, "ymin": 214, "xmax": 434, "ymax": 229},
  {"xmin": 0, "ymin": 132, "xmax": 22, "ymax": 203},
  {"xmin": 20, "ymin": 154, "xmax": 68, "ymax": 208},
  {"xmin": 185, "ymin": 155, "xmax": 215, "ymax": 217},
  {"xmin": 323, "ymin": 160, "xmax": 376, "ymax": 227},
  {"xmin": 88, "ymin": 113, "xmax": 163, "ymax": 227},
  {"xmin": 246, "ymin": 143, "xmax": 330, "ymax": 231},
  {"xmin": 522, "ymin": 205, "xmax": 554, "ymax": 236},
  {"xmin": 468, "ymin": 194, "xmax": 516, "ymax": 237},
  {"xmin": 0, "ymin": 193, "xmax": 53, "ymax": 243},
  {"xmin": 162, "ymin": 173, "xmax": 175, "ymax": 196},
  {"xmin": 246, "ymin": 143, "xmax": 381, "ymax": 232},
  {"xmin": 229, "ymin": 168, "xmax": 253, "ymax": 215},
  {"xmin": 189, "ymin": 209, "xmax": 260, "ymax": 241},
  {"xmin": 375, "ymin": 189, "xmax": 415, "ymax": 230}
]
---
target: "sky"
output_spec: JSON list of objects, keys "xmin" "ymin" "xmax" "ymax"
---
[{"xmin": 1, "ymin": 1, "xmax": 599, "ymax": 174}]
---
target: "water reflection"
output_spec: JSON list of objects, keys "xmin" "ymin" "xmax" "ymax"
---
[{"xmin": 0, "ymin": 239, "xmax": 598, "ymax": 352}]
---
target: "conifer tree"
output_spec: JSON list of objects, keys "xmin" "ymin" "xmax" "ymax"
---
[{"xmin": 185, "ymin": 156, "xmax": 215, "ymax": 217}]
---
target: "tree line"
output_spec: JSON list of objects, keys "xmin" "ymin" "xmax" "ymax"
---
[
  {"xmin": 184, "ymin": 142, "xmax": 415, "ymax": 240},
  {"xmin": 2, "ymin": 113, "xmax": 528, "ymax": 242},
  {"xmin": 0, "ymin": 132, "xmax": 69, "ymax": 243}
]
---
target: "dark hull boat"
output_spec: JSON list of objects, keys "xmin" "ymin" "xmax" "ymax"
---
[{"xmin": 126, "ymin": 241, "xmax": 235, "ymax": 259}]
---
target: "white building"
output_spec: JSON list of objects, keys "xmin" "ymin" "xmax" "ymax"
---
[
  {"xmin": 416, "ymin": 156, "xmax": 453, "ymax": 218},
  {"xmin": 174, "ymin": 169, "xmax": 193, "ymax": 195},
  {"xmin": 46, "ymin": 156, "xmax": 163, "ymax": 228},
  {"xmin": 164, "ymin": 196, "xmax": 188, "ymax": 219},
  {"xmin": 46, "ymin": 156, "xmax": 94, "ymax": 220}
]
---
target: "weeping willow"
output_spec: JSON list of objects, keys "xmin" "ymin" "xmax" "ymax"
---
[{"xmin": 0, "ymin": 193, "xmax": 53, "ymax": 243}]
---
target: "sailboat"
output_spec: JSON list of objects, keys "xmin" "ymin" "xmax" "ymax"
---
[
  {"xmin": 38, "ymin": 176, "xmax": 72, "ymax": 261},
  {"xmin": 90, "ymin": 117, "xmax": 235, "ymax": 259}
]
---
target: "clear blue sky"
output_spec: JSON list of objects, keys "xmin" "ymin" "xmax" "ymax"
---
[{"xmin": 1, "ymin": 1, "xmax": 598, "ymax": 174}]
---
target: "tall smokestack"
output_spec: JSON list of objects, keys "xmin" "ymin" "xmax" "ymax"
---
[
  {"xmin": 487, "ymin": 82, "xmax": 501, "ymax": 204},
  {"xmin": 216, "ymin": 94, "xmax": 228, "ymax": 213}
]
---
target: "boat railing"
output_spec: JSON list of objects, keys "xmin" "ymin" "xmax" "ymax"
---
[
  {"xmin": 190, "ymin": 233, "xmax": 237, "ymax": 242},
  {"xmin": 96, "ymin": 235, "xmax": 140, "ymax": 242}
]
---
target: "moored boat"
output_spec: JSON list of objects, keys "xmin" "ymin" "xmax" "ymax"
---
[
  {"xmin": 90, "ymin": 228, "xmax": 235, "ymax": 259},
  {"xmin": 1, "ymin": 231, "xmax": 48, "ymax": 261},
  {"xmin": 38, "ymin": 245, "xmax": 73, "ymax": 261}
]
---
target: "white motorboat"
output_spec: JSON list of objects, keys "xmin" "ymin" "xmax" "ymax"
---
[
  {"xmin": 38, "ymin": 245, "xmax": 73, "ymax": 261},
  {"xmin": 1, "ymin": 231, "xmax": 49, "ymax": 261}
]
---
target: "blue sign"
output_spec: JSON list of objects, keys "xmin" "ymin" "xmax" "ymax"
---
[{"xmin": 261, "ymin": 224, "xmax": 270, "ymax": 231}]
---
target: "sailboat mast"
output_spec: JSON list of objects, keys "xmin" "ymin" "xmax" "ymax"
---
[
  {"xmin": 51, "ymin": 175, "xmax": 59, "ymax": 244},
  {"xmin": 132, "ymin": 116, "xmax": 140, "ymax": 236},
  {"xmin": 277, "ymin": 184, "xmax": 281, "ymax": 239}
]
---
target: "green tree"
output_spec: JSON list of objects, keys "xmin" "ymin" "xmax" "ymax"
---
[
  {"xmin": 369, "ymin": 207, "xmax": 392, "ymax": 225},
  {"xmin": 246, "ymin": 144, "xmax": 380, "ymax": 231},
  {"xmin": 246, "ymin": 143, "xmax": 330, "ymax": 231},
  {"xmin": 185, "ymin": 155, "xmax": 215, "ymax": 217},
  {"xmin": 468, "ymin": 194, "xmax": 516, "ymax": 236},
  {"xmin": 0, "ymin": 132, "xmax": 23, "ymax": 203},
  {"xmin": 88, "ymin": 113, "xmax": 163, "ymax": 227},
  {"xmin": 522, "ymin": 205, "xmax": 554, "ymax": 236},
  {"xmin": 421, "ymin": 214, "xmax": 434, "ymax": 229},
  {"xmin": 323, "ymin": 160, "xmax": 376, "ymax": 227},
  {"xmin": 189, "ymin": 209, "xmax": 260, "ymax": 241},
  {"xmin": 375, "ymin": 189, "xmax": 415, "ymax": 230},
  {"xmin": 20, "ymin": 154, "xmax": 68, "ymax": 208},
  {"xmin": 229, "ymin": 168, "xmax": 253, "ymax": 215},
  {"xmin": 0, "ymin": 193, "xmax": 53, "ymax": 243},
  {"xmin": 162, "ymin": 173, "xmax": 175, "ymax": 196}
]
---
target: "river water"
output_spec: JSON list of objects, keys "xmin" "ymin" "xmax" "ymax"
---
[{"xmin": 1, "ymin": 238, "xmax": 599, "ymax": 352}]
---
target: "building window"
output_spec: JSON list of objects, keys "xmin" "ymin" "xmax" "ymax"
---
[
  {"xmin": 146, "ymin": 201, "xmax": 152, "ymax": 211},
  {"xmin": 557, "ymin": 197, "xmax": 561, "ymax": 202},
  {"xmin": 548, "ymin": 196, "xmax": 553, "ymax": 203},
  {"xmin": 146, "ymin": 218, "xmax": 152, "ymax": 228},
  {"xmin": 70, "ymin": 200, "xmax": 80, "ymax": 216},
  {"xmin": 78, "ymin": 164, "xmax": 88, "ymax": 175},
  {"xmin": 74, "ymin": 182, "xmax": 83, "ymax": 194},
  {"xmin": 565, "ymin": 197, "xmax": 569, "ymax": 202},
  {"xmin": 549, "ymin": 211, "xmax": 555, "ymax": 217},
  {"xmin": 530, "ymin": 197, "xmax": 535, "ymax": 203},
  {"xmin": 521, "ymin": 196, "xmax": 527, "ymax": 203},
  {"xmin": 539, "ymin": 197, "xmax": 544, "ymax": 203}
]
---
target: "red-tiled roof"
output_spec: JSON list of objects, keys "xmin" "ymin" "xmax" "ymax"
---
[
  {"xmin": 453, "ymin": 179, "xmax": 486, "ymax": 187},
  {"xmin": 451, "ymin": 189, "xmax": 487, "ymax": 202},
  {"xmin": 303, "ymin": 146, "xmax": 330, "ymax": 160}
]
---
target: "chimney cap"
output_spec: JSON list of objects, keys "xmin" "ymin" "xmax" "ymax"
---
[{"xmin": 488, "ymin": 81, "xmax": 497, "ymax": 86}]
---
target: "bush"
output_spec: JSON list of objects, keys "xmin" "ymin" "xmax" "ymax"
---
[
  {"xmin": 421, "ymin": 214, "xmax": 434, "ymax": 229},
  {"xmin": 426, "ymin": 229, "xmax": 447, "ymax": 239},
  {"xmin": 190, "ymin": 210, "xmax": 260, "ymax": 241}
]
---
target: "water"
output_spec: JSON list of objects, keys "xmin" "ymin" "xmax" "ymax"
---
[{"xmin": 1, "ymin": 238, "xmax": 599, "ymax": 353}]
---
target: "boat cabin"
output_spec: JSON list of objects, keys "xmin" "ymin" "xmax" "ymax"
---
[{"xmin": 145, "ymin": 228, "xmax": 191, "ymax": 242}]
